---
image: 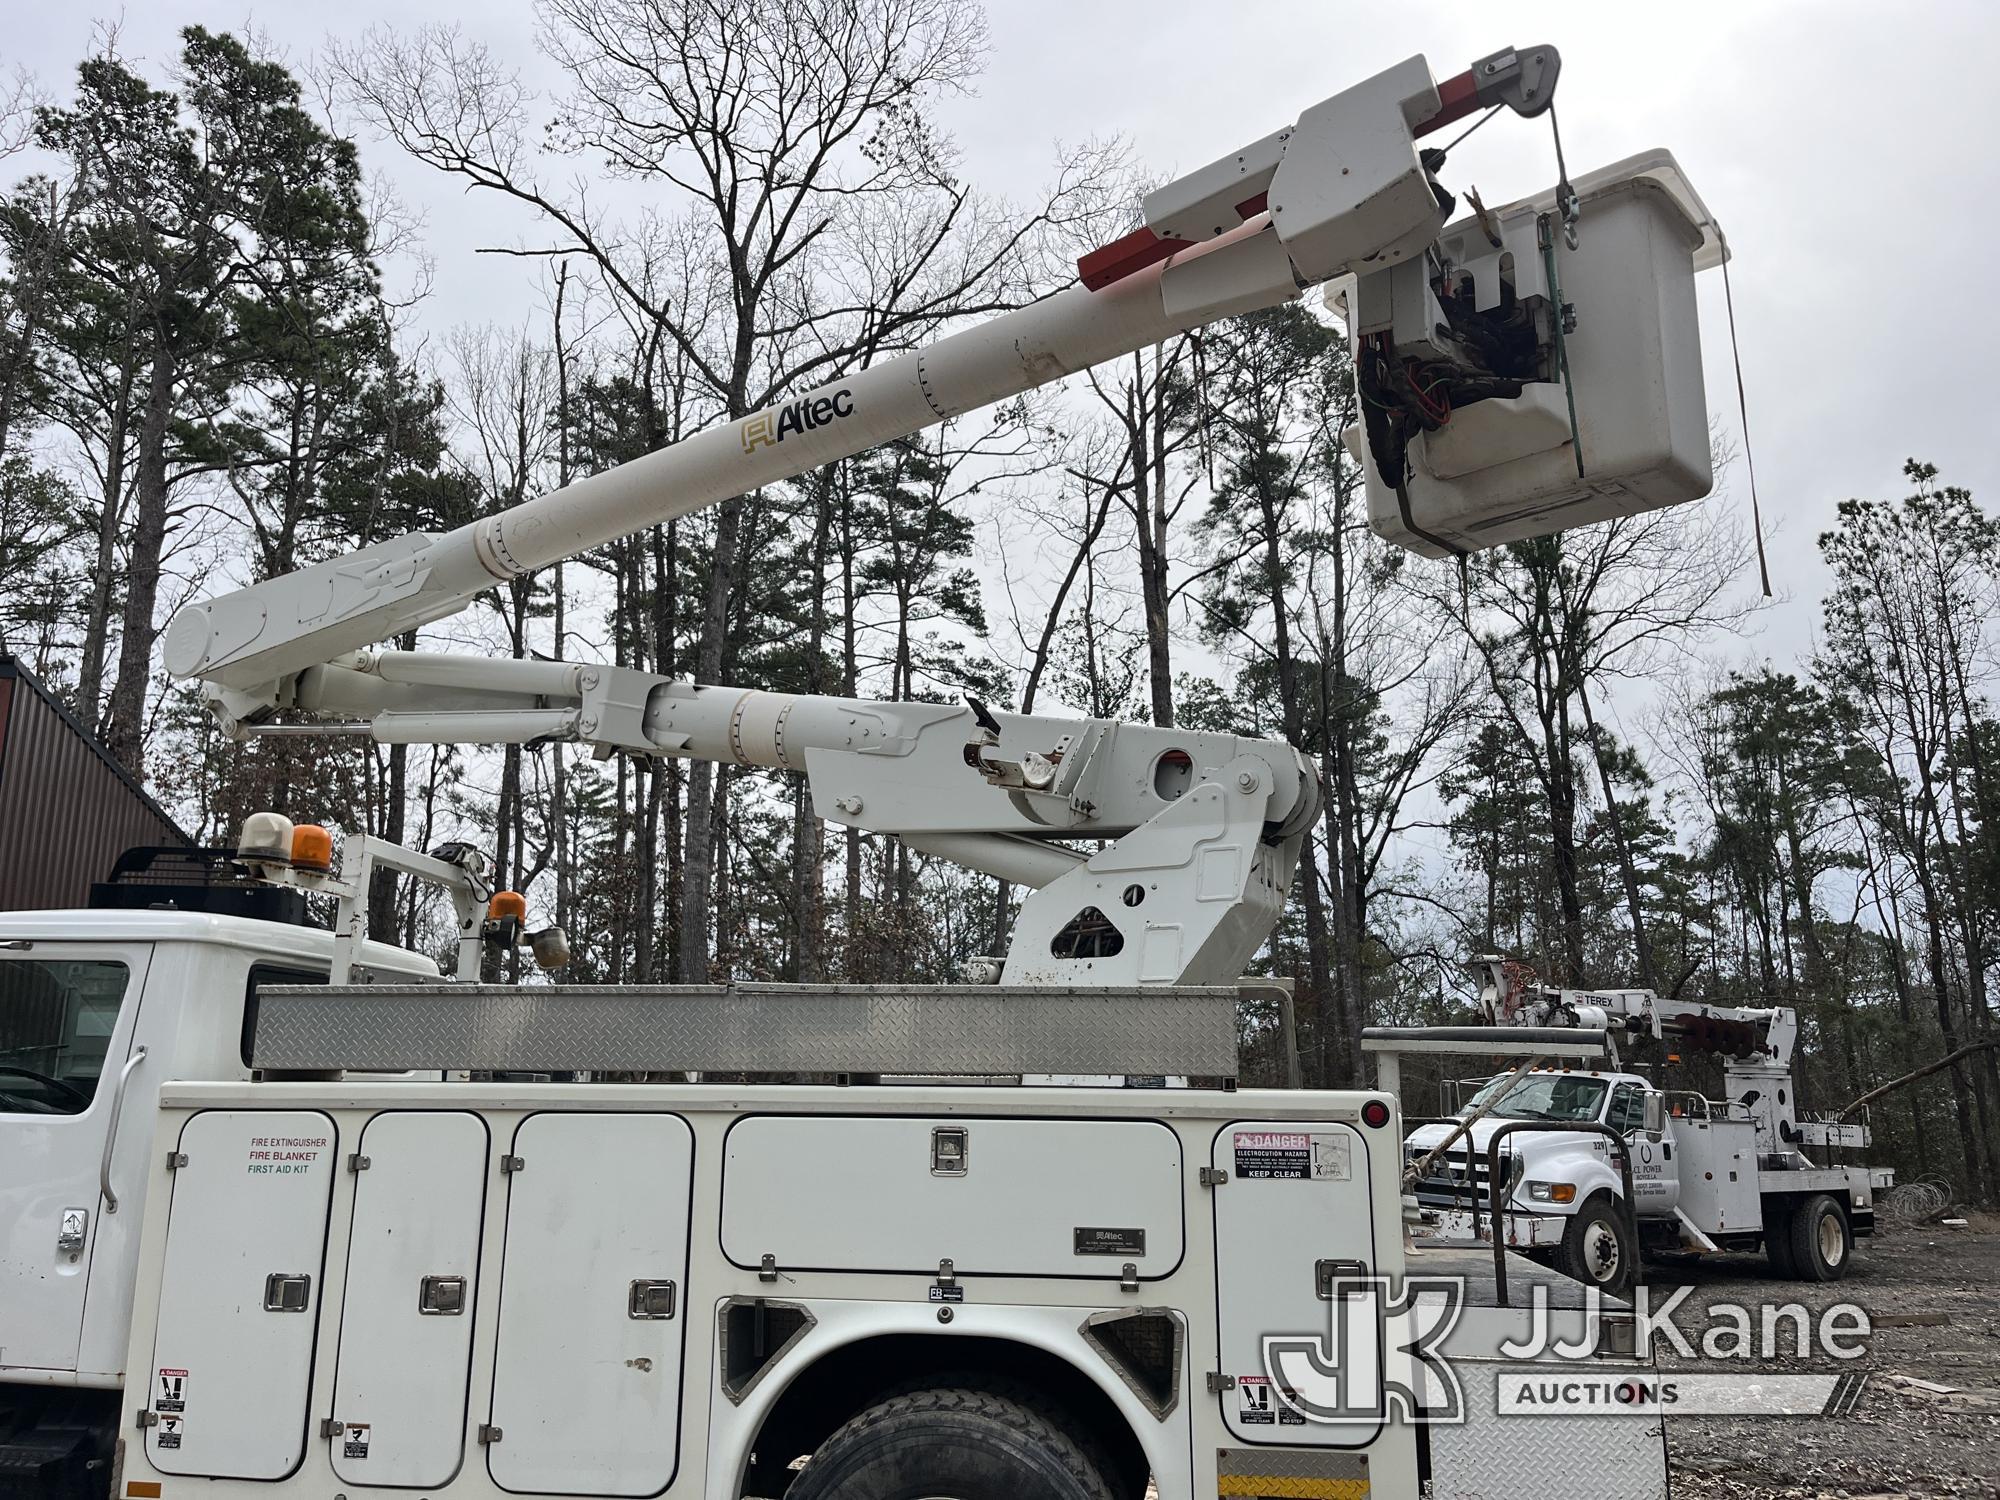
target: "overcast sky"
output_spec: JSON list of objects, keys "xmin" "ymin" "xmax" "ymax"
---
[{"xmin": 13, "ymin": 0, "xmax": 1999, "ymax": 680}]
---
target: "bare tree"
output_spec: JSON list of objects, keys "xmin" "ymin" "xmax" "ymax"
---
[
  {"xmin": 0, "ymin": 66, "xmax": 40, "ymax": 163},
  {"xmin": 442, "ymin": 322, "xmax": 562, "ymax": 944},
  {"xmin": 334, "ymin": 0, "xmax": 1119, "ymax": 979},
  {"xmin": 1418, "ymin": 504, "xmax": 1753, "ymax": 984}
]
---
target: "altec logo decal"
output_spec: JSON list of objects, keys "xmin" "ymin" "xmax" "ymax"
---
[{"xmin": 742, "ymin": 388, "xmax": 855, "ymax": 454}]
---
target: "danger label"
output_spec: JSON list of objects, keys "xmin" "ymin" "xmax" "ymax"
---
[
  {"xmin": 343, "ymin": 1423, "xmax": 371, "ymax": 1460},
  {"xmin": 1235, "ymin": 1375, "xmax": 1307, "ymax": 1427},
  {"xmin": 156, "ymin": 1414, "xmax": 184, "ymax": 1450},
  {"xmin": 1232, "ymin": 1130, "xmax": 1351, "ymax": 1182},
  {"xmin": 156, "ymin": 1368, "xmax": 188, "ymax": 1413}
]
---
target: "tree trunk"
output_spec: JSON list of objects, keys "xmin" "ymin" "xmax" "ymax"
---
[
  {"xmin": 1574, "ymin": 672, "xmax": 1657, "ymax": 987},
  {"xmin": 103, "ymin": 346, "xmax": 174, "ymax": 775},
  {"xmin": 77, "ymin": 328, "xmax": 140, "ymax": 729},
  {"xmin": 678, "ymin": 489, "xmax": 748, "ymax": 982}
]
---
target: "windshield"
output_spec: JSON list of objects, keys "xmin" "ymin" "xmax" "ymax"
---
[
  {"xmin": 0, "ymin": 958, "xmax": 131, "ymax": 1115},
  {"xmin": 1459, "ymin": 1072, "xmax": 1609, "ymax": 1123}
]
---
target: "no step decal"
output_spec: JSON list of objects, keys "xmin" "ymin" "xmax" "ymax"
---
[{"xmin": 1235, "ymin": 1375, "xmax": 1306, "ymax": 1427}]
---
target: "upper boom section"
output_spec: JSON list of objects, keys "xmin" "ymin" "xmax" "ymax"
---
[{"xmin": 164, "ymin": 48, "xmax": 1559, "ymax": 706}]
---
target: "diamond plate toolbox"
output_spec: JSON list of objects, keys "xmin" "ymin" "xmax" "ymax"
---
[{"xmin": 250, "ymin": 982, "xmax": 1240, "ymax": 1077}]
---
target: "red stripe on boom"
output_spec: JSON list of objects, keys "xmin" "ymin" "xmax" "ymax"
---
[
  {"xmin": 1418, "ymin": 69, "xmax": 1482, "ymax": 138},
  {"xmin": 1077, "ymin": 226, "xmax": 1195, "ymax": 292}
]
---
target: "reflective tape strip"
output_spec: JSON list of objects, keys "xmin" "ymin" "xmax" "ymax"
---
[{"xmin": 1217, "ymin": 1478, "xmax": 1370, "ymax": 1499}]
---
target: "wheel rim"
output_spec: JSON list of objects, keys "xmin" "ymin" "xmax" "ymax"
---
[
  {"xmin": 1818, "ymin": 1210, "xmax": 1846, "ymax": 1266},
  {"xmin": 1585, "ymin": 1219, "xmax": 1622, "ymax": 1283}
]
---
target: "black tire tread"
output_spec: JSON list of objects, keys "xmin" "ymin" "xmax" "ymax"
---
[
  {"xmin": 1554, "ymin": 1193, "xmax": 1635, "ymax": 1296},
  {"xmin": 871, "ymin": 1372, "xmax": 1136, "ymax": 1498},
  {"xmin": 1764, "ymin": 1205, "xmax": 1798, "ymax": 1277},
  {"xmin": 789, "ymin": 1385, "xmax": 1115, "ymax": 1500},
  {"xmin": 1788, "ymin": 1192, "xmax": 1850, "ymax": 1282}
]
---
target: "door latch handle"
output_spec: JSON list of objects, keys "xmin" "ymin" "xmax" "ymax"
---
[
  {"xmin": 264, "ymin": 1273, "xmax": 312, "ymax": 1311},
  {"xmin": 628, "ymin": 1280, "xmax": 677, "ymax": 1319},
  {"xmin": 1315, "ymin": 1258, "xmax": 1370, "ymax": 1299},
  {"xmin": 57, "ymin": 1208, "xmax": 88, "ymax": 1256}
]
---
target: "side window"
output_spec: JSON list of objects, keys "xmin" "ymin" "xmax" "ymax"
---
[
  {"xmin": 0, "ymin": 958, "xmax": 132, "ymax": 1116},
  {"xmin": 241, "ymin": 964, "xmax": 327, "ymax": 1068},
  {"xmin": 1606, "ymin": 1084, "xmax": 1645, "ymax": 1135}
]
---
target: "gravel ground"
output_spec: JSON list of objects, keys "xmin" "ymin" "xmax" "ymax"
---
[{"xmin": 1657, "ymin": 1214, "xmax": 2000, "ymax": 1498}]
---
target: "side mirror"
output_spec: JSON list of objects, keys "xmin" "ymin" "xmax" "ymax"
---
[{"xmin": 1642, "ymin": 1093, "xmax": 1665, "ymax": 1136}]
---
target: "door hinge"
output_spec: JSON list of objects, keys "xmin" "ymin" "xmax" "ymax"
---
[
  {"xmin": 1119, "ymin": 1262, "xmax": 1139, "ymax": 1292},
  {"xmin": 320, "ymin": 1418, "xmax": 345, "ymax": 1438},
  {"xmin": 1199, "ymin": 1166, "xmax": 1228, "ymax": 1187},
  {"xmin": 478, "ymin": 1425, "xmax": 503, "ymax": 1445},
  {"xmin": 135, "ymin": 1409, "xmax": 159, "ymax": 1430},
  {"xmin": 500, "ymin": 1155, "xmax": 525, "ymax": 1174},
  {"xmin": 165, "ymin": 1152, "xmax": 188, "ymax": 1171},
  {"xmin": 347, "ymin": 1153, "xmax": 371, "ymax": 1173},
  {"xmin": 936, "ymin": 1257, "xmax": 956, "ymax": 1288},
  {"xmin": 1206, "ymin": 1372, "xmax": 1237, "ymax": 1393},
  {"xmin": 759, "ymin": 1253, "xmax": 779, "ymax": 1283}
]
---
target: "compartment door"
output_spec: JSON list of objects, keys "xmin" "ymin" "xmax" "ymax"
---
[
  {"xmin": 145, "ymin": 1110, "xmax": 337, "ymax": 1479},
  {"xmin": 488, "ymin": 1114, "xmax": 693, "ymax": 1496},
  {"xmin": 721, "ymin": 1116, "xmax": 1184, "ymax": 1278},
  {"xmin": 330, "ymin": 1111, "xmax": 489, "ymax": 1487},
  {"xmin": 1212, "ymin": 1120, "xmax": 1379, "ymax": 1447}
]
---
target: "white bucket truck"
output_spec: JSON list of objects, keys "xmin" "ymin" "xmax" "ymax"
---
[{"xmin": 4, "ymin": 40, "xmax": 1737, "ymax": 1500}]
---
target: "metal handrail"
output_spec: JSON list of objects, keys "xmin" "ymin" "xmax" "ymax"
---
[
  {"xmin": 1401, "ymin": 1115, "xmax": 1488, "ymax": 1239},
  {"xmin": 1663, "ymin": 1089, "xmax": 1711, "ymax": 1121},
  {"xmin": 1485, "ymin": 1119, "xmax": 1638, "ymax": 1307},
  {"xmin": 100, "ymin": 1045, "xmax": 147, "ymax": 1215}
]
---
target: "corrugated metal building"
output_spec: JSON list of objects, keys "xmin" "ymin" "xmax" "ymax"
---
[{"xmin": 0, "ymin": 654, "xmax": 192, "ymax": 911}]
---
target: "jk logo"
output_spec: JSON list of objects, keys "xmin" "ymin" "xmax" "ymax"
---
[{"xmin": 1260, "ymin": 1274, "xmax": 1466, "ymax": 1425}]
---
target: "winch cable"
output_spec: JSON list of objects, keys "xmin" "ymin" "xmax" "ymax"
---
[
  {"xmin": 1539, "ymin": 105, "xmax": 1586, "ymax": 479},
  {"xmin": 1404, "ymin": 1052, "xmax": 1548, "ymax": 1188},
  {"xmin": 1538, "ymin": 213, "xmax": 1587, "ymax": 481},
  {"xmin": 1434, "ymin": 102, "xmax": 1504, "ymax": 157},
  {"xmin": 1713, "ymin": 224, "xmax": 1774, "ymax": 597}
]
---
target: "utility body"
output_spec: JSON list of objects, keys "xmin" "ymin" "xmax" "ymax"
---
[
  {"xmin": 0, "ymin": 42, "xmax": 1732, "ymax": 1500},
  {"xmin": 2, "ymin": 874, "xmax": 1667, "ymax": 1500}
]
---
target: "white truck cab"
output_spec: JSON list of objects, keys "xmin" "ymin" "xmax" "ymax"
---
[
  {"xmin": 0, "ymin": 904, "xmax": 434, "ymax": 1497},
  {"xmin": 1404, "ymin": 1068, "xmax": 1668, "ymax": 1291}
]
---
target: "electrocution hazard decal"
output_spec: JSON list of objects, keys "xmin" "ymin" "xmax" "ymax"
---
[
  {"xmin": 1232, "ymin": 1130, "xmax": 1351, "ymax": 1181},
  {"xmin": 156, "ymin": 1368, "xmax": 187, "ymax": 1413}
]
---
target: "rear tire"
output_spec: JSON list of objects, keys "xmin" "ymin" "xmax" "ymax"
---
[
  {"xmin": 1553, "ymin": 1194, "xmax": 1635, "ymax": 1297},
  {"xmin": 1788, "ymin": 1193, "xmax": 1851, "ymax": 1281},
  {"xmin": 1763, "ymin": 1206, "xmax": 1798, "ymax": 1277},
  {"xmin": 788, "ymin": 1385, "xmax": 1116, "ymax": 1500}
]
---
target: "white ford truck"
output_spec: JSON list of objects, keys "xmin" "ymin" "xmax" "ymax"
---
[
  {"xmin": 1371, "ymin": 960, "xmax": 1894, "ymax": 1295},
  {"xmin": 1, "ymin": 836, "xmax": 1673, "ymax": 1500}
]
